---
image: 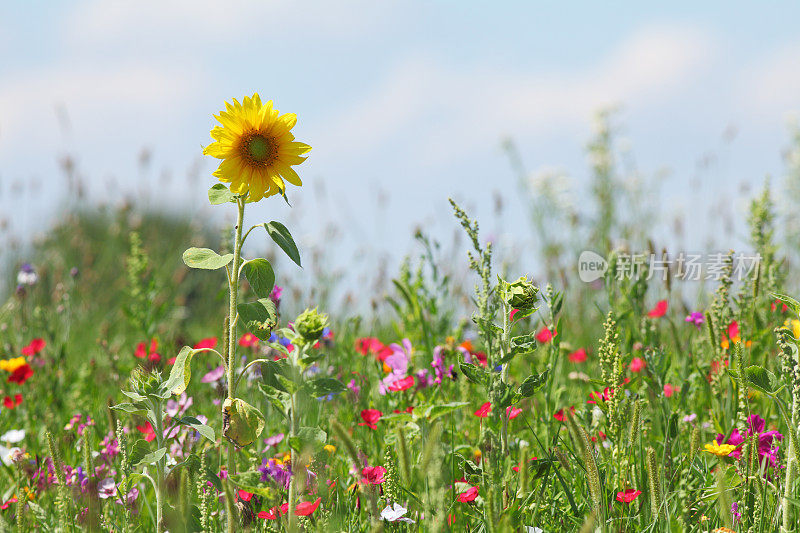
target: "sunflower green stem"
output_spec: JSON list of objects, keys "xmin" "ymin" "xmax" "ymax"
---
[{"xmin": 224, "ymin": 196, "xmax": 245, "ymax": 533}]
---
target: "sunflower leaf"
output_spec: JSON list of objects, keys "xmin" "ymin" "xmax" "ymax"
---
[
  {"xmin": 263, "ymin": 222, "xmax": 302, "ymax": 267},
  {"xmin": 182, "ymin": 248, "xmax": 233, "ymax": 270}
]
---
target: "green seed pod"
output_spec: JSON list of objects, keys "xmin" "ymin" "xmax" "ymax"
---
[{"xmin": 294, "ymin": 307, "xmax": 329, "ymax": 343}]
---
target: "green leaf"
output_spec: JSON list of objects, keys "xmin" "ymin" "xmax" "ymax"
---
[
  {"xmin": 242, "ymin": 259, "xmax": 275, "ymax": 299},
  {"xmin": 128, "ymin": 439, "xmax": 151, "ymax": 466},
  {"xmin": 261, "ymin": 359, "xmax": 292, "ymax": 392},
  {"xmin": 208, "ymin": 184, "xmax": 235, "ymax": 205},
  {"xmin": 136, "ymin": 447, "xmax": 167, "ymax": 467},
  {"xmin": 264, "ymin": 221, "xmax": 302, "ymax": 267},
  {"xmin": 237, "ymin": 298, "xmax": 278, "ymax": 340},
  {"xmin": 773, "ymin": 292, "xmax": 800, "ymax": 318},
  {"xmin": 519, "ymin": 369, "xmax": 550, "ymax": 397},
  {"xmin": 460, "ymin": 362, "xmax": 488, "ymax": 387},
  {"xmin": 743, "ymin": 365, "xmax": 780, "ymax": 395},
  {"xmin": 222, "ymin": 398, "xmax": 265, "ymax": 447},
  {"xmin": 164, "ymin": 346, "xmax": 196, "ymax": 396},
  {"xmin": 121, "ymin": 390, "xmax": 148, "ymax": 403},
  {"xmin": 497, "ymin": 383, "xmax": 522, "ymax": 408},
  {"xmin": 307, "ymin": 377, "xmax": 347, "ymax": 398},
  {"xmin": 258, "ymin": 382, "xmax": 291, "ymax": 416},
  {"xmin": 182, "ymin": 247, "xmax": 233, "ymax": 270},
  {"xmin": 110, "ymin": 402, "xmax": 147, "ymax": 416},
  {"xmin": 176, "ymin": 416, "xmax": 216, "ymax": 442},
  {"xmin": 288, "ymin": 427, "xmax": 327, "ymax": 452}
]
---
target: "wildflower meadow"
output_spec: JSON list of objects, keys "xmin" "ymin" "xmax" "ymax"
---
[{"xmin": 4, "ymin": 73, "xmax": 800, "ymax": 533}]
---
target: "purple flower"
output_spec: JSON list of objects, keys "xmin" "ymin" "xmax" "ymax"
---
[
  {"xmin": 685, "ymin": 311, "xmax": 704, "ymax": 329},
  {"xmin": 259, "ymin": 458, "xmax": 291, "ymax": 489},
  {"xmin": 264, "ymin": 433, "xmax": 284, "ymax": 450},
  {"xmin": 347, "ymin": 378, "xmax": 361, "ymax": 398},
  {"xmin": 716, "ymin": 415, "xmax": 783, "ymax": 468},
  {"xmin": 431, "ymin": 346, "xmax": 456, "ymax": 384},
  {"xmin": 379, "ymin": 339, "xmax": 412, "ymax": 395}
]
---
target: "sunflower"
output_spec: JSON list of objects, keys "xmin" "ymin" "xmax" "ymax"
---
[{"xmin": 204, "ymin": 94, "xmax": 311, "ymax": 202}]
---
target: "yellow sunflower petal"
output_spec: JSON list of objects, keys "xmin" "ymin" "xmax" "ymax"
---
[{"xmin": 277, "ymin": 164, "xmax": 302, "ymax": 186}]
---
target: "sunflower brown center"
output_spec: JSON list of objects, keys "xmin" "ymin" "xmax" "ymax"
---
[{"xmin": 240, "ymin": 132, "xmax": 277, "ymax": 166}]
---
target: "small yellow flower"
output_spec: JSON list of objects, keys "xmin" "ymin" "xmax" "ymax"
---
[
  {"xmin": 712, "ymin": 528, "xmax": 736, "ymax": 533},
  {"xmin": 784, "ymin": 318, "xmax": 800, "ymax": 339},
  {"xmin": 473, "ymin": 449, "xmax": 482, "ymax": 461},
  {"xmin": 324, "ymin": 444, "xmax": 336, "ymax": 454},
  {"xmin": 0, "ymin": 357, "xmax": 27, "ymax": 373},
  {"xmin": 204, "ymin": 94, "xmax": 311, "ymax": 202},
  {"xmin": 704, "ymin": 441, "xmax": 737, "ymax": 457}
]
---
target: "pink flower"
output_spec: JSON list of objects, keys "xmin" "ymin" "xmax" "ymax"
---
[
  {"xmin": 295, "ymin": 497, "xmax": 322, "ymax": 516},
  {"xmin": 506, "ymin": 406, "xmax": 523, "ymax": 420},
  {"xmin": 359, "ymin": 409, "xmax": 383, "ymax": 430},
  {"xmin": 663, "ymin": 383, "xmax": 679, "ymax": 398},
  {"xmin": 387, "ymin": 375, "xmax": 415, "ymax": 392},
  {"xmin": 457, "ymin": 486, "xmax": 479, "ymax": 502},
  {"xmin": 647, "ymin": 300, "xmax": 668, "ymax": 318},
  {"xmin": 568, "ymin": 348, "xmax": 587, "ymax": 363},
  {"xmin": 194, "ymin": 337, "xmax": 218, "ymax": 350},
  {"xmin": 474, "ymin": 402, "xmax": 491, "ymax": 418},
  {"xmin": 616, "ymin": 489, "xmax": 642, "ymax": 503},
  {"xmin": 535, "ymin": 327, "xmax": 557, "ymax": 343},
  {"xmin": 201, "ymin": 365, "xmax": 225, "ymax": 383},
  {"xmin": 629, "ymin": 357, "xmax": 646, "ymax": 373},
  {"xmin": 361, "ymin": 466, "xmax": 386, "ymax": 485},
  {"xmin": 21, "ymin": 338, "xmax": 45, "ymax": 356}
]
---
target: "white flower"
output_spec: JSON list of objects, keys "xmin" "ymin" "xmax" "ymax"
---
[
  {"xmin": 98, "ymin": 478, "xmax": 117, "ymax": 499},
  {"xmin": 0, "ymin": 446, "xmax": 21, "ymax": 466},
  {"xmin": 1, "ymin": 429, "xmax": 25, "ymax": 443},
  {"xmin": 525, "ymin": 527, "xmax": 545, "ymax": 533},
  {"xmin": 380, "ymin": 503, "xmax": 414, "ymax": 524}
]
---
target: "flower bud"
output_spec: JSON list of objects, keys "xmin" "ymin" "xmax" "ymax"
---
[
  {"xmin": 294, "ymin": 308, "xmax": 329, "ymax": 343},
  {"xmin": 501, "ymin": 276, "xmax": 539, "ymax": 311}
]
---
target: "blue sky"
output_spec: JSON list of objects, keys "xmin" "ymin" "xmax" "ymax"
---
[{"xmin": 2, "ymin": 1, "xmax": 800, "ymax": 284}]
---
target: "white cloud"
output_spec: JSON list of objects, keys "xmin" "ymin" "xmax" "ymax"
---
[
  {"xmin": 65, "ymin": 0, "xmax": 398, "ymax": 49},
  {"xmin": 315, "ymin": 25, "xmax": 715, "ymax": 164},
  {"xmin": 0, "ymin": 62, "xmax": 196, "ymax": 160},
  {"xmin": 737, "ymin": 43, "xmax": 800, "ymax": 120}
]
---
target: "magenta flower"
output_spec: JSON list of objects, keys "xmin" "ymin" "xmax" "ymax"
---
[{"xmin": 685, "ymin": 311, "xmax": 705, "ymax": 329}]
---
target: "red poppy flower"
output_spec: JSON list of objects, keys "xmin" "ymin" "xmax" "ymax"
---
[
  {"xmin": 629, "ymin": 357, "xmax": 646, "ymax": 373},
  {"xmin": 258, "ymin": 507, "xmax": 279, "ymax": 520},
  {"xmin": 280, "ymin": 503, "xmax": 289, "ymax": 515},
  {"xmin": 473, "ymin": 351, "xmax": 488, "ymax": 367},
  {"xmin": 616, "ymin": 489, "xmax": 642, "ymax": 503},
  {"xmin": 194, "ymin": 337, "xmax": 218, "ymax": 350},
  {"xmin": 553, "ymin": 406, "xmax": 575, "ymax": 422},
  {"xmin": 506, "ymin": 406, "xmax": 523, "ymax": 420},
  {"xmin": 568, "ymin": 348, "xmax": 587, "ymax": 363},
  {"xmin": 387, "ymin": 375, "xmax": 415, "ymax": 392},
  {"xmin": 361, "ymin": 466, "xmax": 386, "ymax": 485},
  {"xmin": 647, "ymin": 300, "xmax": 668, "ymax": 318},
  {"xmin": 356, "ymin": 337, "xmax": 383, "ymax": 355},
  {"xmin": 8, "ymin": 364, "xmax": 33, "ymax": 384},
  {"xmin": 359, "ymin": 409, "xmax": 383, "ymax": 430},
  {"xmin": 457, "ymin": 486, "xmax": 479, "ymax": 502},
  {"xmin": 295, "ymin": 497, "xmax": 321, "ymax": 516},
  {"xmin": 588, "ymin": 387, "xmax": 613, "ymax": 405},
  {"xmin": 3, "ymin": 394, "xmax": 22, "ymax": 409},
  {"xmin": 392, "ymin": 406, "xmax": 414, "ymax": 414},
  {"xmin": 238, "ymin": 490, "xmax": 253, "ymax": 502},
  {"xmin": 135, "ymin": 339, "xmax": 160, "ymax": 361},
  {"xmin": 663, "ymin": 383, "xmax": 679, "ymax": 398},
  {"xmin": 535, "ymin": 327, "xmax": 557, "ymax": 343},
  {"xmin": 238, "ymin": 333, "xmax": 259, "ymax": 348},
  {"xmin": 474, "ymin": 402, "xmax": 491, "ymax": 418},
  {"xmin": 136, "ymin": 422, "xmax": 156, "ymax": 442},
  {"xmin": 21, "ymin": 338, "xmax": 45, "ymax": 356}
]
